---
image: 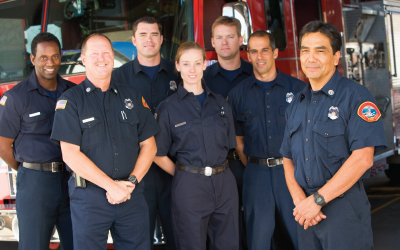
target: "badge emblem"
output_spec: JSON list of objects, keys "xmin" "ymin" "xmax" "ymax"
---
[
  {"xmin": 124, "ymin": 99, "xmax": 134, "ymax": 109},
  {"xmin": 286, "ymin": 92, "xmax": 294, "ymax": 103},
  {"xmin": 328, "ymin": 90, "xmax": 334, "ymax": 95},
  {"xmin": 357, "ymin": 101, "xmax": 381, "ymax": 122},
  {"xmin": 154, "ymin": 113, "xmax": 157, "ymax": 119},
  {"xmin": 142, "ymin": 97, "xmax": 151, "ymax": 110},
  {"xmin": 170, "ymin": 81, "xmax": 177, "ymax": 91},
  {"xmin": 86, "ymin": 87, "xmax": 91, "ymax": 92},
  {"xmin": 328, "ymin": 106, "xmax": 339, "ymax": 120},
  {"xmin": 220, "ymin": 107, "xmax": 225, "ymax": 117}
]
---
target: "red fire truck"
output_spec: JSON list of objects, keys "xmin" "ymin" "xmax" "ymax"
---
[{"xmin": 0, "ymin": 0, "xmax": 399, "ymax": 247}]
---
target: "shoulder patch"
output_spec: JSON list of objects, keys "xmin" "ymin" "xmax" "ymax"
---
[
  {"xmin": 357, "ymin": 101, "xmax": 381, "ymax": 122},
  {"xmin": 142, "ymin": 97, "xmax": 151, "ymax": 110},
  {"xmin": 55, "ymin": 100, "xmax": 68, "ymax": 110},
  {"xmin": 0, "ymin": 95, "xmax": 7, "ymax": 106}
]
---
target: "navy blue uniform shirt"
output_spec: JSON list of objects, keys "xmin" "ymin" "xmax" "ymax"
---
[
  {"xmin": 204, "ymin": 58, "xmax": 253, "ymax": 98},
  {"xmin": 228, "ymin": 69, "xmax": 305, "ymax": 158},
  {"xmin": 0, "ymin": 71, "xmax": 75, "ymax": 163},
  {"xmin": 280, "ymin": 70, "xmax": 387, "ymax": 189},
  {"xmin": 50, "ymin": 78, "xmax": 160, "ymax": 179},
  {"xmin": 155, "ymin": 84, "xmax": 236, "ymax": 167},
  {"xmin": 112, "ymin": 57, "xmax": 179, "ymax": 114}
]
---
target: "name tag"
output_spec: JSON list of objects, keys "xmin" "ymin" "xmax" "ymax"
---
[
  {"xmin": 175, "ymin": 121, "xmax": 186, "ymax": 127},
  {"xmin": 82, "ymin": 117, "xmax": 95, "ymax": 123},
  {"xmin": 29, "ymin": 112, "xmax": 41, "ymax": 117}
]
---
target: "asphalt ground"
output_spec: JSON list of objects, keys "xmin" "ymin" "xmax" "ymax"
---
[{"xmin": 1, "ymin": 171, "xmax": 399, "ymax": 250}]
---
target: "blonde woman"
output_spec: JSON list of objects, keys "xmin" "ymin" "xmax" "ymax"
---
[{"xmin": 154, "ymin": 42, "xmax": 239, "ymax": 250}]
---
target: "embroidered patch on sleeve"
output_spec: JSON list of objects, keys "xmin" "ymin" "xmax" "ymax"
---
[
  {"xmin": 0, "ymin": 95, "xmax": 7, "ymax": 106},
  {"xmin": 55, "ymin": 100, "xmax": 67, "ymax": 110},
  {"xmin": 142, "ymin": 97, "xmax": 150, "ymax": 110},
  {"xmin": 357, "ymin": 101, "xmax": 381, "ymax": 122}
]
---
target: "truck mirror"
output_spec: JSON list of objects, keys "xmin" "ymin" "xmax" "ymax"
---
[{"xmin": 222, "ymin": 2, "xmax": 253, "ymax": 46}]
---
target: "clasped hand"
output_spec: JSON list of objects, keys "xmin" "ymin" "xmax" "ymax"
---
[
  {"xmin": 106, "ymin": 181, "xmax": 135, "ymax": 205},
  {"xmin": 293, "ymin": 195, "xmax": 327, "ymax": 230}
]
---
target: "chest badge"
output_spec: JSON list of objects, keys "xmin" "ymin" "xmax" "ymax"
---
[
  {"xmin": 220, "ymin": 106, "xmax": 225, "ymax": 117},
  {"xmin": 170, "ymin": 81, "xmax": 177, "ymax": 91},
  {"xmin": 328, "ymin": 106, "xmax": 339, "ymax": 120},
  {"xmin": 286, "ymin": 92, "xmax": 294, "ymax": 103},
  {"xmin": 124, "ymin": 99, "xmax": 134, "ymax": 109},
  {"xmin": 328, "ymin": 90, "xmax": 334, "ymax": 95},
  {"xmin": 357, "ymin": 101, "xmax": 381, "ymax": 122}
]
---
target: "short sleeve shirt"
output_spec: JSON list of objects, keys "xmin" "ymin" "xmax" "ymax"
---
[
  {"xmin": 0, "ymin": 71, "xmax": 75, "ymax": 163},
  {"xmin": 280, "ymin": 70, "xmax": 387, "ymax": 189},
  {"xmin": 155, "ymin": 84, "xmax": 236, "ymax": 167},
  {"xmin": 112, "ymin": 57, "xmax": 179, "ymax": 114},
  {"xmin": 228, "ymin": 70, "xmax": 305, "ymax": 158},
  {"xmin": 204, "ymin": 58, "xmax": 253, "ymax": 98},
  {"xmin": 50, "ymin": 78, "xmax": 160, "ymax": 179}
]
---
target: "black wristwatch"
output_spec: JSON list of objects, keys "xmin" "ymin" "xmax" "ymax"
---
[
  {"xmin": 313, "ymin": 191, "xmax": 327, "ymax": 207},
  {"xmin": 127, "ymin": 175, "xmax": 139, "ymax": 186}
]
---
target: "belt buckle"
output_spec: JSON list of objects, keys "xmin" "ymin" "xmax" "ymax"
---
[
  {"xmin": 266, "ymin": 158, "xmax": 274, "ymax": 167},
  {"xmin": 233, "ymin": 151, "xmax": 238, "ymax": 161},
  {"xmin": 51, "ymin": 162, "xmax": 58, "ymax": 172},
  {"xmin": 204, "ymin": 166, "xmax": 212, "ymax": 176}
]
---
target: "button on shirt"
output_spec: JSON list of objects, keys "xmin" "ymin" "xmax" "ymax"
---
[
  {"xmin": 155, "ymin": 84, "xmax": 237, "ymax": 167},
  {"xmin": 0, "ymin": 71, "xmax": 75, "ymax": 163},
  {"xmin": 204, "ymin": 58, "xmax": 253, "ymax": 98},
  {"xmin": 50, "ymin": 78, "xmax": 160, "ymax": 179},
  {"xmin": 228, "ymin": 70, "xmax": 305, "ymax": 158},
  {"xmin": 112, "ymin": 57, "xmax": 179, "ymax": 114},
  {"xmin": 280, "ymin": 70, "xmax": 387, "ymax": 189}
]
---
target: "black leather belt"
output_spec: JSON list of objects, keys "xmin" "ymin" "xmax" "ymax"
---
[
  {"xmin": 176, "ymin": 160, "xmax": 229, "ymax": 176},
  {"xmin": 22, "ymin": 162, "xmax": 65, "ymax": 172},
  {"xmin": 227, "ymin": 150, "xmax": 239, "ymax": 160},
  {"xmin": 247, "ymin": 156, "xmax": 283, "ymax": 167}
]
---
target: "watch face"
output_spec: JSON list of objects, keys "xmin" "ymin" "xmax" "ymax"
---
[
  {"xmin": 128, "ymin": 175, "xmax": 137, "ymax": 184},
  {"xmin": 316, "ymin": 197, "xmax": 322, "ymax": 203}
]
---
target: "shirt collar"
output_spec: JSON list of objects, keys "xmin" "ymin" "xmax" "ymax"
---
[
  {"xmin": 82, "ymin": 78, "xmax": 118, "ymax": 95},
  {"xmin": 247, "ymin": 68, "xmax": 285, "ymax": 89},
  {"xmin": 300, "ymin": 69, "xmax": 341, "ymax": 102},
  {"xmin": 177, "ymin": 82, "xmax": 213, "ymax": 101},
  {"xmin": 211, "ymin": 58, "xmax": 253, "ymax": 78},
  {"xmin": 26, "ymin": 70, "xmax": 69, "ymax": 93},
  {"xmin": 132, "ymin": 56, "xmax": 167, "ymax": 75}
]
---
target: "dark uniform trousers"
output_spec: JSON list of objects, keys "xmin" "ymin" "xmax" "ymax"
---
[
  {"xmin": 16, "ymin": 166, "xmax": 73, "ymax": 250},
  {"xmin": 243, "ymin": 163, "xmax": 298, "ymax": 250},
  {"xmin": 68, "ymin": 177, "xmax": 150, "ymax": 250},
  {"xmin": 298, "ymin": 180, "xmax": 373, "ymax": 250},
  {"xmin": 171, "ymin": 167, "xmax": 239, "ymax": 250}
]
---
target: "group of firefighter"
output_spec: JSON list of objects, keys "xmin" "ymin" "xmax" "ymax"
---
[{"xmin": 0, "ymin": 15, "xmax": 386, "ymax": 250}]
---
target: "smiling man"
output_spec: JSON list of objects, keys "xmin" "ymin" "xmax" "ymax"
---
[
  {"xmin": 51, "ymin": 34, "xmax": 160, "ymax": 250},
  {"xmin": 112, "ymin": 17, "xmax": 178, "ymax": 250},
  {"xmin": 0, "ymin": 33, "xmax": 74, "ymax": 250},
  {"xmin": 280, "ymin": 21, "xmax": 387, "ymax": 250},
  {"xmin": 228, "ymin": 30, "xmax": 305, "ymax": 250}
]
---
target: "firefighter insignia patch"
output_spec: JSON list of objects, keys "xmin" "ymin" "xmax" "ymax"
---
[
  {"xmin": 142, "ymin": 97, "xmax": 150, "ymax": 110},
  {"xmin": 0, "ymin": 95, "xmax": 7, "ymax": 106},
  {"xmin": 357, "ymin": 101, "xmax": 381, "ymax": 122}
]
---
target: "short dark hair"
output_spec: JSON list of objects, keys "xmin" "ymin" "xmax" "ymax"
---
[
  {"xmin": 132, "ymin": 16, "xmax": 162, "ymax": 37},
  {"xmin": 31, "ymin": 32, "xmax": 61, "ymax": 57},
  {"xmin": 299, "ymin": 21, "xmax": 342, "ymax": 54},
  {"xmin": 248, "ymin": 30, "xmax": 276, "ymax": 51},
  {"xmin": 81, "ymin": 33, "xmax": 113, "ymax": 54}
]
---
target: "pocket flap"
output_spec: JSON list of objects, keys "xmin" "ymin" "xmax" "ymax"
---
[
  {"xmin": 172, "ymin": 121, "xmax": 192, "ymax": 133},
  {"xmin": 23, "ymin": 112, "xmax": 47, "ymax": 123},
  {"xmin": 313, "ymin": 120, "xmax": 345, "ymax": 137},
  {"xmin": 80, "ymin": 116, "xmax": 102, "ymax": 128},
  {"xmin": 288, "ymin": 122, "xmax": 301, "ymax": 137},
  {"xmin": 237, "ymin": 110, "xmax": 258, "ymax": 121}
]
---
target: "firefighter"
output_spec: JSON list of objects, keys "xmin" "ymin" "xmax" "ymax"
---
[
  {"xmin": 280, "ymin": 21, "xmax": 387, "ymax": 249},
  {"xmin": 111, "ymin": 16, "xmax": 177, "ymax": 250},
  {"xmin": 203, "ymin": 17, "xmax": 253, "ymax": 249},
  {"xmin": 50, "ymin": 34, "xmax": 160, "ymax": 250},
  {"xmin": 228, "ymin": 30, "xmax": 305, "ymax": 250},
  {"xmin": 0, "ymin": 33, "xmax": 74, "ymax": 250},
  {"xmin": 153, "ymin": 42, "xmax": 239, "ymax": 250}
]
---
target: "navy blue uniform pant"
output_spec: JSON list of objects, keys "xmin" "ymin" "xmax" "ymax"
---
[
  {"xmin": 228, "ymin": 157, "xmax": 247, "ymax": 249},
  {"xmin": 171, "ymin": 168, "xmax": 239, "ymax": 250},
  {"xmin": 143, "ymin": 163, "xmax": 175, "ymax": 249},
  {"xmin": 243, "ymin": 163, "xmax": 298, "ymax": 250},
  {"xmin": 299, "ymin": 180, "xmax": 373, "ymax": 250},
  {"xmin": 16, "ymin": 166, "xmax": 73, "ymax": 250},
  {"xmin": 68, "ymin": 177, "xmax": 150, "ymax": 250}
]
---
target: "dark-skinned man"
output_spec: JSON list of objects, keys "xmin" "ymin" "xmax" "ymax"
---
[{"xmin": 0, "ymin": 33, "xmax": 74, "ymax": 250}]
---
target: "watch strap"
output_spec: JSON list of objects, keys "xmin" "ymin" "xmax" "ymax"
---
[{"xmin": 313, "ymin": 191, "xmax": 327, "ymax": 207}]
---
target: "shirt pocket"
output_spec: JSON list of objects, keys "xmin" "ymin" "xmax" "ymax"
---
[
  {"xmin": 80, "ymin": 116, "xmax": 103, "ymax": 150},
  {"xmin": 21, "ymin": 111, "xmax": 50, "ymax": 134},
  {"xmin": 214, "ymin": 116, "xmax": 229, "ymax": 149},
  {"xmin": 287, "ymin": 121, "xmax": 302, "ymax": 159},
  {"xmin": 119, "ymin": 109, "xmax": 140, "ymax": 144},
  {"xmin": 237, "ymin": 110, "xmax": 259, "ymax": 134},
  {"xmin": 313, "ymin": 120, "xmax": 347, "ymax": 163}
]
